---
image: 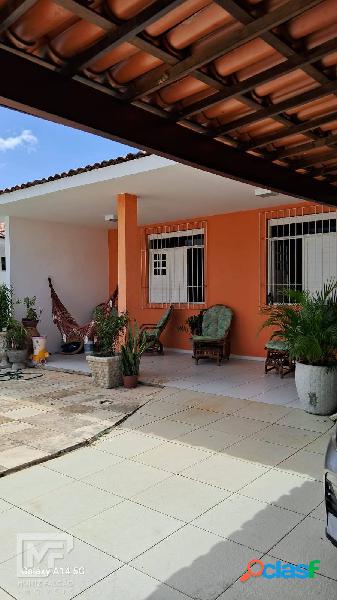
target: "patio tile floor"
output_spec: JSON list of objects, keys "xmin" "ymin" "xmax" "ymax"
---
[{"xmin": 0, "ymin": 354, "xmax": 336, "ymax": 599}]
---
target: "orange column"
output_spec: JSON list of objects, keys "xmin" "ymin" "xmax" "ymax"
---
[{"xmin": 117, "ymin": 193, "xmax": 139, "ymax": 317}]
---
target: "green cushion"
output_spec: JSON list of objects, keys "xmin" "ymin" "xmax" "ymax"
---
[
  {"xmin": 265, "ymin": 339, "xmax": 288, "ymax": 351},
  {"xmin": 144, "ymin": 329, "xmax": 159, "ymax": 338},
  {"xmin": 193, "ymin": 335, "xmax": 223, "ymax": 343},
  {"xmin": 202, "ymin": 305, "xmax": 233, "ymax": 339}
]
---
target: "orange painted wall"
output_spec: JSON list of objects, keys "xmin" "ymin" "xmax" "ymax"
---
[{"xmin": 108, "ymin": 201, "xmax": 321, "ymax": 358}]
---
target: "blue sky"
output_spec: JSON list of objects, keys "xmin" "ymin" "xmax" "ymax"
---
[{"xmin": 0, "ymin": 106, "xmax": 137, "ymax": 189}]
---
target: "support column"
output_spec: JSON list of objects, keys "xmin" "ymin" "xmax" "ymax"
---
[{"xmin": 117, "ymin": 193, "xmax": 138, "ymax": 317}]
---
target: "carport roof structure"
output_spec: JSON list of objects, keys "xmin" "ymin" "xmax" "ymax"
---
[{"xmin": 2, "ymin": 0, "xmax": 337, "ymax": 203}]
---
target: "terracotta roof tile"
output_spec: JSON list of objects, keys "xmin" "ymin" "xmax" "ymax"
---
[{"xmin": 0, "ymin": 151, "xmax": 149, "ymax": 196}]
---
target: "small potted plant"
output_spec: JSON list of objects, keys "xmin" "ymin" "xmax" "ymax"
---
[
  {"xmin": 261, "ymin": 281, "xmax": 337, "ymax": 415},
  {"xmin": 121, "ymin": 322, "xmax": 149, "ymax": 388},
  {"xmin": 18, "ymin": 296, "xmax": 42, "ymax": 357},
  {"xmin": 86, "ymin": 307, "xmax": 128, "ymax": 388},
  {"xmin": 0, "ymin": 283, "xmax": 12, "ymax": 368},
  {"xmin": 6, "ymin": 318, "xmax": 28, "ymax": 370}
]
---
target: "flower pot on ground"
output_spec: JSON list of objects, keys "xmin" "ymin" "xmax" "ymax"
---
[
  {"xmin": 121, "ymin": 322, "xmax": 149, "ymax": 388},
  {"xmin": 6, "ymin": 318, "xmax": 28, "ymax": 371},
  {"xmin": 0, "ymin": 284, "xmax": 12, "ymax": 369},
  {"xmin": 18, "ymin": 296, "xmax": 41, "ymax": 357},
  {"xmin": 261, "ymin": 281, "xmax": 337, "ymax": 415},
  {"xmin": 86, "ymin": 307, "xmax": 128, "ymax": 388}
]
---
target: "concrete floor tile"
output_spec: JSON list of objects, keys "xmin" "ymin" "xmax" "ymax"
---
[
  {"xmin": 0, "ymin": 506, "xmax": 60, "ymax": 564},
  {"xmin": 0, "ymin": 535, "xmax": 122, "ymax": 600},
  {"xmin": 276, "ymin": 410, "xmax": 334, "ymax": 433},
  {"xmin": 305, "ymin": 431, "xmax": 334, "ymax": 454},
  {"xmin": 131, "ymin": 525, "xmax": 255, "ymax": 600},
  {"xmin": 0, "ymin": 465, "xmax": 70, "ymax": 503},
  {"xmin": 135, "ymin": 442, "xmax": 211, "ymax": 473},
  {"xmin": 176, "ymin": 427, "xmax": 244, "ymax": 452},
  {"xmin": 182, "ymin": 454, "xmax": 268, "ymax": 492},
  {"xmin": 19, "ymin": 479, "xmax": 123, "ymax": 528},
  {"xmin": 218, "ymin": 560, "xmax": 337, "ymax": 599},
  {"xmin": 172, "ymin": 408, "xmax": 224, "ymax": 427},
  {"xmin": 270, "ymin": 516, "xmax": 337, "ymax": 581},
  {"xmin": 242, "ymin": 469, "xmax": 324, "ymax": 514},
  {"xmin": 138, "ymin": 419, "xmax": 198, "ymax": 441},
  {"xmin": 193, "ymin": 396, "xmax": 250, "ymax": 415},
  {"xmin": 94, "ymin": 430, "xmax": 165, "ymax": 458},
  {"xmin": 82, "ymin": 459, "xmax": 171, "ymax": 498},
  {"xmin": 254, "ymin": 424, "xmax": 320, "ymax": 449},
  {"xmin": 0, "ymin": 588, "xmax": 14, "ymax": 599},
  {"xmin": 78, "ymin": 565, "xmax": 190, "ymax": 599},
  {"xmin": 235, "ymin": 403, "xmax": 293, "ymax": 423},
  {"xmin": 223, "ymin": 438, "xmax": 296, "ymax": 467},
  {"xmin": 277, "ymin": 449, "xmax": 324, "ymax": 482},
  {"xmin": 310, "ymin": 501, "xmax": 326, "ymax": 521},
  {"xmin": 193, "ymin": 494, "xmax": 302, "ymax": 552},
  {"xmin": 0, "ymin": 445, "xmax": 47, "ymax": 469},
  {"xmin": 205, "ymin": 416, "xmax": 269, "ymax": 437},
  {"xmin": 134, "ymin": 475, "xmax": 228, "ymax": 521},
  {"xmin": 44, "ymin": 446, "xmax": 123, "ymax": 479},
  {"xmin": 71, "ymin": 501, "xmax": 182, "ymax": 562}
]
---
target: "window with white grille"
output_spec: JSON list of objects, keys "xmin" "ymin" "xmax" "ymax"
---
[
  {"xmin": 265, "ymin": 211, "xmax": 337, "ymax": 304},
  {"xmin": 145, "ymin": 227, "xmax": 205, "ymax": 305}
]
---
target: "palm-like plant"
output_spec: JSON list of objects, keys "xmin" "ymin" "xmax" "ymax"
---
[
  {"xmin": 121, "ymin": 322, "xmax": 149, "ymax": 376},
  {"xmin": 261, "ymin": 281, "xmax": 337, "ymax": 367}
]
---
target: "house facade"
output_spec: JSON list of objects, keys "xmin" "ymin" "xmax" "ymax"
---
[{"xmin": 0, "ymin": 153, "xmax": 335, "ymax": 355}]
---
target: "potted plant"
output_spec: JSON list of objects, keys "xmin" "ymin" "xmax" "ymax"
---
[
  {"xmin": 6, "ymin": 318, "xmax": 28, "ymax": 370},
  {"xmin": 18, "ymin": 296, "xmax": 42, "ymax": 357},
  {"xmin": 121, "ymin": 322, "xmax": 149, "ymax": 388},
  {"xmin": 0, "ymin": 283, "xmax": 12, "ymax": 368},
  {"xmin": 261, "ymin": 281, "xmax": 337, "ymax": 415},
  {"xmin": 86, "ymin": 307, "xmax": 128, "ymax": 388},
  {"xmin": 178, "ymin": 311, "xmax": 205, "ymax": 336}
]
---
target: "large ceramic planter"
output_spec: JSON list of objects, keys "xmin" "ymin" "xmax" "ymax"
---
[
  {"xmin": 7, "ymin": 349, "xmax": 28, "ymax": 371},
  {"xmin": 295, "ymin": 362, "xmax": 337, "ymax": 415},
  {"xmin": 0, "ymin": 330, "xmax": 9, "ymax": 369},
  {"xmin": 86, "ymin": 354, "xmax": 122, "ymax": 389}
]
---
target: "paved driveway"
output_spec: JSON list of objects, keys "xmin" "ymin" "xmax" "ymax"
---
[{"xmin": 0, "ymin": 387, "xmax": 336, "ymax": 599}]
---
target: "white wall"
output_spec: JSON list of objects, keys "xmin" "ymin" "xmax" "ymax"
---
[{"xmin": 8, "ymin": 217, "xmax": 109, "ymax": 352}]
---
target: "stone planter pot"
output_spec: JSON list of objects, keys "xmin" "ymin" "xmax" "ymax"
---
[
  {"xmin": 86, "ymin": 354, "xmax": 122, "ymax": 389},
  {"xmin": 0, "ymin": 330, "xmax": 9, "ymax": 369},
  {"xmin": 7, "ymin": 349, "xmax": 28, "ymax": 371},
  {"xmin": 295, "ymin": 362, "xmax": 337, "ymax": 415},
  {"xmin": 122, "ymin": 374, "xmax": 138, "ymax": 389}
]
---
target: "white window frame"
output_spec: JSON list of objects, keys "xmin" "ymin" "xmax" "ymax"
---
[
  {"xmin": 148, "ymin": 228, "xmax": 205, "ymax": 306},
  {"xmin": 267, "ymin": 212, "xmax": 337, "ymax": 303}
]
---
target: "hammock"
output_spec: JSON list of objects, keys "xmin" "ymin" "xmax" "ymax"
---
[{"xmin": 48, "ymin": 277, "xmax": 118, "ymax": 343}]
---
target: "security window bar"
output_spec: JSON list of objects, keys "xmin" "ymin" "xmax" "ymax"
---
[
  {"xmin": 266, "ymin": 213, "xmax": 337, "ymax": 304},
  {"xmin": 148, "ymin": 228, "xmax": 205, "ymax": 305}
]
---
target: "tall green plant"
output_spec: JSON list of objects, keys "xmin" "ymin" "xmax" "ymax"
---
[
  {"xmin": 261, "ymin": 281, "xmax": 337, "ymax": 366},
  {"xmin": 94, "ymin": 307, "xmax": 128, "ymax": 356},
  {"xmin": 121, "ymin": 322, "xmax": 148, "ymax": 376},
  {"xmin": 0, "ymin": 284, "xmax": 12, "ymax": 330},
  {"xmin": 6, "ymin": 318, "xmax": 27, "ymax": 350}
]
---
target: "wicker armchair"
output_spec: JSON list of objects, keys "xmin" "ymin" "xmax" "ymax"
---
[
  {"xmin": 265, "ymin": 338, "xmax": 295, "ymax": 378},
  {"xmin": 193, "ymin": 304, "xmax": 233, "ymax": 365},
  {"xmin": 140, "ymin": 305, "xmax": 173, "ymax": 354}
]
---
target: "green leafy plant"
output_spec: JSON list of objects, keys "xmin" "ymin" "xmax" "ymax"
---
[
  {"xmin": 94, "ymin": 307, "xmax": 128, "ymax": 356},
  {"xmin": 18, "ymin": 296, "xmax": 42, "ymax": 322},
  {"xmin": 121, "ymin": 322, "xmax": 149, "ymax": 376},
  {"xmin": 0, "ymin": 283, "xmax": 12, "ymax": 330},
  {"xmin": 260, "ymin": 281, "xmax": 337, "ymax": 367},
  {"xmin": 6, "ymin": 318, "xmax": 27, "ymax": 350},
  {"xmin": 178, "ymin": 311, "xmax": 205, "ymax": 336}
]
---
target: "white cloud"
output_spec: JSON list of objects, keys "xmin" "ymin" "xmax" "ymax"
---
[{"xmin": 0, "ymin": 129, "xmax": 38, "ymax": 153}]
